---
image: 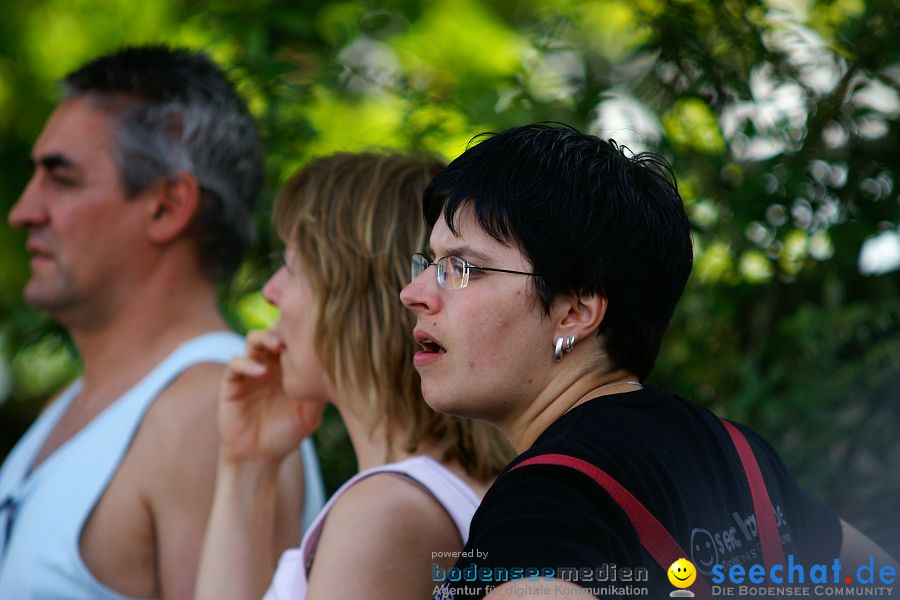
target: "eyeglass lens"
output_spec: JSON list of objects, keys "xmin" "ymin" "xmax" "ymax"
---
[{"xmin": 410, "ymin": 255, "xmax": 468, "ymax": 289}]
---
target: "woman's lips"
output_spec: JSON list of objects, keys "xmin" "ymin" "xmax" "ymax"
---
[
  {"xmin": 413, "ymin": 349, "xmax": 444, "ymax": 367},
  {"xmin": 413, "ymin": 329, "xmax": 445, "ymax": 367}
]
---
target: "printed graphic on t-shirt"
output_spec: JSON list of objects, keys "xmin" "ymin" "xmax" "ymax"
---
[{"xmin": 690, "ymin": 504, "xmax": 790, "ymax": 575}]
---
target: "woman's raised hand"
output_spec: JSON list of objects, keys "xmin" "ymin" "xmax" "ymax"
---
[{"xmin": 218, "ymin": 330, "xmax": 325, "ymax": 464}]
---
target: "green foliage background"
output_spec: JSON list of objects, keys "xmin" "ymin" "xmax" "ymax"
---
[{"xmin": 1, "ymin": 0, "xmax": 898, "ymax": 555}]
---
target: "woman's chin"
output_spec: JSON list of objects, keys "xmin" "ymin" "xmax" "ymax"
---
[
  {"xmin": 421, "ymin": 390, "xmax": 453, "ymax": 416},
  {"xmin": 422, "ymin": 390, "xmax": 476, "ymax": 420}
]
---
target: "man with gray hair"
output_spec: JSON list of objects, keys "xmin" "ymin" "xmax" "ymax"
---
[{"xmin": 0, "ymin": 46, "xmax": 324, "ymax": 599}]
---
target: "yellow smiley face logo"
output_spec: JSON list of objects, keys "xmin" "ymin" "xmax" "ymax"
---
[{"xmin": 667, "ymin": 558, "xmax": 697, "ymax": 588}]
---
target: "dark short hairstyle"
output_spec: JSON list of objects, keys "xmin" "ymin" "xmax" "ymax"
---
[
  {"xmin": 423, "ymin": 123, "xmax": 693, "ymax": 380},
  {"xmin": 63, "ymin": 45, "xmax": 264, "ymax": 282}
]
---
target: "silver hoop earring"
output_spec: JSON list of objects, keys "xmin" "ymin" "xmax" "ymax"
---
[
  {"xmin": 564, "ymin": 335, "xmax": 576, "ymax": 353},
  {"xmin": 554, "ymin": 337, "xmax": 564, "ymax": 362}
]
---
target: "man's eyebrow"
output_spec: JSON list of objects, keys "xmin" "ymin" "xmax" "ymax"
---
[{"xmin": 28, "ymin": 153, "xmax": 78, "ymax": 171}]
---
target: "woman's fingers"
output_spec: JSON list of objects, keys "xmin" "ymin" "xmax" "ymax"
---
[
  {"xmin": 245, "ymin": 330, "xmax": 283, "ymax": 362},
  {"xmin": 225, "ymin": 356, "xmax": 267, "ymax": 380}
]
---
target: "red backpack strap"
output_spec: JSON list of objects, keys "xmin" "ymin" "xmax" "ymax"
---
[
  {"xmin": 719, "ymin": 420, "xmax": 785, "ymax": 569},
  {"xmin": 511, "ymin": 453, "xmax": 711, "ymax": 599}
]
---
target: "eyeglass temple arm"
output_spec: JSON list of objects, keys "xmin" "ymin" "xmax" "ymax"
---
[{"xmin": 470, "ymin": 265, "xmax": 537, "ymax": 277}]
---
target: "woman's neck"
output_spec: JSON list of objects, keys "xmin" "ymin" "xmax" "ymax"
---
[
  {"xmin": 502, "ymin": 366, "xmax": 642, "ymax": 453},
  {"xmin": 334, "ymin": 400, "xmax": 492, "ymax": 498},
  {"xmin": 334, "ymin": 401, "xmax": 407, "ymax": 471}
]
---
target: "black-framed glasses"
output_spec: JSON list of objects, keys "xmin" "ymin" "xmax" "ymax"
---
[{"xmin": 411, "ymin": 253, "xmax": 538, "ymax": 290}]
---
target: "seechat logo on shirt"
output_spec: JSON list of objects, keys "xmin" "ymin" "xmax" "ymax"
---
[{"xmin": 709, "ymin": 555, "xmax": 896, "ymax": 597}]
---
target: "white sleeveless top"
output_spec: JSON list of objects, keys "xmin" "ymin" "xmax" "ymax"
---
[
  {"xmin": 264, "ymin": 455, "xmax": 481, "ymax": 600},
  {"xmin": 0, "ymin": 332, "xmax": 325, "ymax": 600}
]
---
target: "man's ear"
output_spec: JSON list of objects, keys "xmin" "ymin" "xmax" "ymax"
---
[
  {"xmin": 145, "ymin": 171, "xmax": 201, "ymax": 244},
  {"xmin": 552, "ymin": 292, "xmax": 608, "ymax": 346}
]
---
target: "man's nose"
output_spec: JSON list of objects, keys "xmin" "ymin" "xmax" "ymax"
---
[{"xmin": 9, "ymin": 176, "xmax": 48, "ymax": 229}]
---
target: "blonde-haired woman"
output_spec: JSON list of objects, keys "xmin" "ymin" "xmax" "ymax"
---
[{"xmin": 196, "ymin": 153, "xmax": 511, "ymax": 600}]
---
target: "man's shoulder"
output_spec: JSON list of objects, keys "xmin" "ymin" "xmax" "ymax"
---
[
  {"xmin": 126, "ymin": 362, "xmax": 226, "ymax": 496},
  {"xmin": 146, "ymin": 362, "xmax": 227, "ymax": 423},
  {"xmin": 148, "ymin": 329, "xmax": 242, "ymax": 411}
]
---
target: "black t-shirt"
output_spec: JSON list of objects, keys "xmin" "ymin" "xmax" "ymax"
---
[{"xmin": 435, "ymin": 387, "xmax": 841, "ymax": 599}]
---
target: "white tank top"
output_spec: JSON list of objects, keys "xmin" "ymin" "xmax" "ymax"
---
[
  {"xmin": 264, "ymin": 455, "xmax": 481, "ymax": 600},
  {"xmin": 0, "ymin": 332, "xmax": 325, "ymax": 600}
]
